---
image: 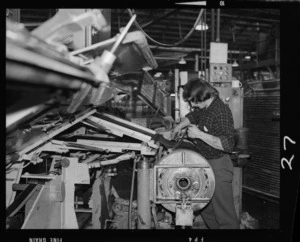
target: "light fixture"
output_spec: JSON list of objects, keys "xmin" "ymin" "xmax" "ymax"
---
[
  {"xmin": 195, "ymin": 21, "xmax": 208, "ymax": 31},
  {"xmin": 178, "ymin": 57, "xmax": 186, "ymax": 65},
  {"xmin": 232, "ymin": 60, "xmax": 239, "ymax": 67},
  {"xmin": 154, "ymin": 72, "xmax": 162, "ymax": 78},
  {"xmin": 244, "ymin": 55, "xmax": 251, "ymax": 60}
]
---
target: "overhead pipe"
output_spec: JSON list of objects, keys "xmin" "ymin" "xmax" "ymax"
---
[
  {"xmin": 149, "ymin": 45, "xmax": 257, "ymax": 55},
  {"xmin": 216, "ymin": 9, "xmax": 220, "ymax": 42},
  {"xmin": 211, "ymin": 9, "xmax": 215, "ymax": 42},
  {"xmin": 127, "ymin": 8, "xmax": 204, "ymax": 47},
  {"xmin": 154, "ymin": 56, "xmax": 252, "ymax": 62}
]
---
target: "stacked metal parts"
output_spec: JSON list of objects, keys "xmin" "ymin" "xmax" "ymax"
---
[{"xmin": 6, "ymin": 9, "xmax": 215, "ymax": 230}]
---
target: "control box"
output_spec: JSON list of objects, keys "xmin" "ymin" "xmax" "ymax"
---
[{"xmin": 209, "ymin": 63, "xmax": 232, "ymax": 82}]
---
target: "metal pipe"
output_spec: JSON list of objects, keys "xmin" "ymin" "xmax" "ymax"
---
[
  {"xmin": 129, "ymin": 156, "xmax": 138, "ymax": 229},
  {"xmin": 216, "ymin": 9, "xmax": 220, "ymax": 42},
  {"xmin": 211, "ymin": 9, "xmax": 215, "ymax": 42},
  {"xmin": 70, "ymin": 37, "xmax": 117, "ymax": 56},
  {"xmin": 137, "ymin": 158, "xmax": 151, "ymax": 229},
  {"xmin": 201, "ymin": 15, "xmax": 204, "ymax": 72},
  {"xmin": 204, "ymin": 9, "xmax": 207, "ymax": 73},
  {"xmin": 149, "ymin": 45, "xmax": 256, "ymax": 55},
  {"xmin": 154, "ymin": 56, "xmax": 194, "ymax": 61},
  {"xmin": 194, "ymin": 54, "xmax": 199, "ymax": 71},
  {"xmin": 110, "ymin": 14, "xmax": 136, "ymax": 54}
]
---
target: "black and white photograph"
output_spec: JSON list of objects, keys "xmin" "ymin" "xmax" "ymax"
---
[{"xmin": 4, "ymin": 3, "xmax": 299, "ymax": 242}]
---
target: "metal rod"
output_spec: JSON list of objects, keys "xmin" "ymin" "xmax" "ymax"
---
[
  {"xmin": 194, "ymin": 54, "xmax": 199, "ymax": 71},
  {"xmin": 154, "ymin": 56, "xmax": 195, "ymax": 61},
  {"xmin": 204, "ymin": 9, "xmax": 207, "ymax": 73},
  {"xmin": 75, "ymin": 209, "xmax": 93, "ymax": 213},
  {"xmin": 211, "ymin": 9, "xmax": 215, "ymax": 42},
  {"xmin": 216, "ymin": 9, "xmax": 220, "ymax": 42},
  {"xmin": 70, "ymin": 37, "xmax": 117, "ymax": 56},
  {"xmin": 137, "ymin": 158, "xmax": 151, "ymax": 229},
  {"xmin": 201, "ymin": 14, "xmax": 204, "ymax": 72},
  {"xmin": 110, "ymin": 14, "xmax": 136, "ymax": 54},
  {"xmin": 149, "ymin": 45, "xmax": 256, "ymax": 55},
  {"xmin": 129, "ymin": 157, "xmax": 138, "ymax": 229}
]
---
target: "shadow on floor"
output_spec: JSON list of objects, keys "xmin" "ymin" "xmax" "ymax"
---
[{"xmin": 242, "ymin": 191, "xmax": 279, "ymax": 229}]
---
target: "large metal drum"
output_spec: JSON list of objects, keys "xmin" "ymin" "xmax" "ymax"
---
[{"xmin": 153, "ymin": 149, "xmax": 215, "ymax": 212}]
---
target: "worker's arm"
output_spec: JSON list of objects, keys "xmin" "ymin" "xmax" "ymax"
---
[
  {"xmin": 171, "ymin": 117, "xmax": 191, "ymax": 139},
  {"xmin": 187, "ymin": 106, "xmax": 235, "ymax": 152},
  {"xmin": 187, "ymin": 124, "xmax": 224, "ymax": 151}
]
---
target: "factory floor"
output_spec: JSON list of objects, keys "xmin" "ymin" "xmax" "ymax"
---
[
  {"xmin": 77, "ymin": 189, "xmax": 280, "ymax": 229},
  {"xmin": 241, "ymin": 190, "xmax": 279, "ymax": 229}
]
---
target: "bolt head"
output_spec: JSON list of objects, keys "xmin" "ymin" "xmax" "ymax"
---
[
  {"xmin": 61, "ymin": 158, "xmax": 70, "ymax": 168},
  {"xmin": 193, "ymin": 182, "xmax": 200, "ymax": 189}
]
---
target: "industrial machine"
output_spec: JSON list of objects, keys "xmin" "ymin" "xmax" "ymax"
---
[{"xmin": 6, "ymin": 10, "xmax": 216, "ymax": 230}]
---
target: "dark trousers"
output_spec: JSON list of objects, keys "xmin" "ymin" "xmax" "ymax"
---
[
  {"xmin": 201, "ymin": 154, "xmax": 240, "ymax": 229},
  {"xmin": 177, "ymin": 142, "xmax": 240, "ymax": 229}
]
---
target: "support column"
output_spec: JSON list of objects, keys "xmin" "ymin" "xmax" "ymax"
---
[{"xmin": 137, "ymin": 158, "xmax": 151, "ymax": 229}]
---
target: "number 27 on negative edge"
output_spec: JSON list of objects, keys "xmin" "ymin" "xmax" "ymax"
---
[{"xmin": 281, "ymin": 136, "xmax": 296, "ymax": 170}]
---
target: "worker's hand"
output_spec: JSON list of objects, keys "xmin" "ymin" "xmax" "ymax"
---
[
  {"xmin": 187, "ymin": 124, "xmax": 202, "ymax": 139},
  {"xmin": 170, "ymin": 126, "xmax": 182, "ymax": 140}
]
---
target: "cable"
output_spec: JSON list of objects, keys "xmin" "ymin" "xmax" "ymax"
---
[
  {"xmin": 127, "ymin": 9, "xmax": 204, "ymax": 47},
  {"xmin": 128, "ymin": 156, "xmax": 139, "ymax": 229}
]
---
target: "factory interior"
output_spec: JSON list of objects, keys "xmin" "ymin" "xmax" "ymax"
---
[{"xmin": 6, "ymin": 8, "xmax": 282, "ymax": 232}]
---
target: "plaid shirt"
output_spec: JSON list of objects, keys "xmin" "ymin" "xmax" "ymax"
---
[{"xmin": 185, "ymin": 96, "xmax": 235, "ymax": 159}]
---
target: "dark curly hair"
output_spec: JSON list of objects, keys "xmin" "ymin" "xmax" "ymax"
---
[{"xmin": 182, "ymin": 78, "xmax": 219, "ymax": 103}]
